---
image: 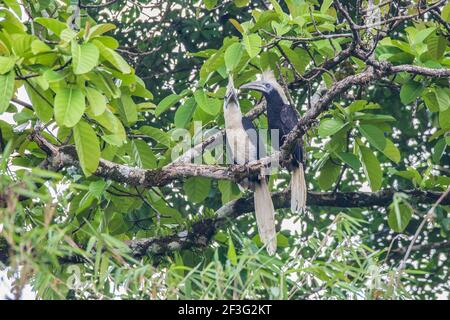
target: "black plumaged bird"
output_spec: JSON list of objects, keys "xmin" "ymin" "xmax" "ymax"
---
[
  {"xmin": 240, "ymin": 70, "xmax": 307, "ymax": 213},
  {"xmin": 223, "ymin": 76, "xmax": 277, "ymax": 255}
]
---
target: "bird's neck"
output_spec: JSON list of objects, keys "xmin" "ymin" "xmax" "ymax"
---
[
  {"xmin": 265, "ymin": 91, "xmax": 286, "ymax": 110},
  {"xmin": 223, "ymin": 103, "xmax": 243, "ymax": 129}
]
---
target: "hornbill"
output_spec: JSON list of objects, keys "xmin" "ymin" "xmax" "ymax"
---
[
  {"xmin": 223, "ymin": 76, "xmax": 277, "ymax": 255},
  {"xmin": 240, "ymin": 70, "xmax": 307, "ymax": 213}
]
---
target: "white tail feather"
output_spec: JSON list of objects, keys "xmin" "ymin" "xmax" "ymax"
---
[
  {"xmin": 254, "ymin": 179, "xmax": 277, "ymax": 255},
  {"xmin": 291, "ymin": 164, "xmax": 307, "ymax": 213}
]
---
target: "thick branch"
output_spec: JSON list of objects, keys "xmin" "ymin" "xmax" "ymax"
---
[
  {"xmin": 2, "ymin": 188, "xmax": 448, "ymax": 263},
  {"xmin": 90, "ymin": 188, "xmax": 450, "ymax": 257}
]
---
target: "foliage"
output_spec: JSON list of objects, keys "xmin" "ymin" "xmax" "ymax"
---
[{"xmin": 0, "ymin": 0, "xmax": 449, "ymax": 299}]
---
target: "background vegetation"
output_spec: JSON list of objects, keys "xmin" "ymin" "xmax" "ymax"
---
[{"xmin": 0, "ymin": 0, "xmax": 449, "ymax": 299}]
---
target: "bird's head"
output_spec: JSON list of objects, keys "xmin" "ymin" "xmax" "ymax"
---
[
  {"xmin": 224, "ymin": 75, "xmax": 239, "ymax": 106},
  {"xmin": 240, "ymin": 69, "xmax": 289, "ymax": 104}
]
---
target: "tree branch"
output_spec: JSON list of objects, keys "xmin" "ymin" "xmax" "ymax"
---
[{"xmin": 2, "ymin": 188, "xmax": 448, "ymax": 264}]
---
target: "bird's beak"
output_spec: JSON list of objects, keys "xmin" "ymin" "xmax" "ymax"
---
[
  {"xmin": 225, "ymin": 75, "xmax": 238, "ymax": 105},
  {"xmin": 240, "ymin": 81, "xmax": 269, "ymax": 93},
  {"xmin": 226, "ymin": 88, "xmax": 238, "ymax": 104}
]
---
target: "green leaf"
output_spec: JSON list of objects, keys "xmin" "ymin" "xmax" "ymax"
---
[
  {"xmin": 435, "ymin": 87, "xmax": 450, "ymax": 111},
  {"xmin": 224, "ymin": 42, "xmax": 244, "ymax": 72},
  {"xmin": 422, "ymin": 88, "xmax": 439, "ymax": 112},
  {"xmin": 85, "ymin": 87, "xmax": 107, "ymax": 116},
  {"xmin": 183, "ymin": 177, "xmax": 211, "ymax": 203},
  {"xmin": 439, "ymin": 108, "xmax": 450, "ymax": 129},
  {"xmin": 359, "ymin": 145, "xmax": 382, "ymax": 191},
  {"xmin": 175, "ymin": 97, "xmax": 196, "ymax": 128},
  {"xmin": 155, "ymin": 93, "xmax": 180, "ymax": 116},
  {"xmin": 426, "ymin": 33, "xmax": 446, "ymax": 60},
  {"xmin": 138, "ymin": 126, "xmax": 171, "ymax": 147},
  {"xmin": 432, "ymin": 138, "xmax": 446, "ymax": 163},
  {"xmin": 74, "ymin": 120, "xmax": 100, "ymax": 176},
  {"xmin": 442, "ymin": 2, "xmax": 450, "ymax": 22},
  {"xmin": 0, "ymin": 71, "xmax": 15, "ymax": 114},
  {"xmin": 318, "ymin": 118, "xmax": 347, "ymax": 137},
  {"xmin": 388, "ymin": 202, "xmax": 413, "ymax": 233},
  {"xmin": 400, "ymin": 80, "xmax": 423, "ymax": 105},
  {"xmin": 412, "ymin": 27, "xmax": 436, "ymax": 46},
  {"xmin": 382, "ymin": 139, "xmax": 401, "ymax": 163},
  {"xmin": 0, "ymin": 56, "xmax": 16, "ymax": 74},
  {"xmin": 194, "ymin": 90, "xmax": 221, "ymax": 116},
  {"xmin": 71, "ymin": 41, "xmax": 99, "ymax": 75},
  {"xmin": 24, "ymin": 82, "xmax": 53, "ymax": 122},
  {"xmin": 234, "ymin": 0, "xmax": 249, "ymax": 8},
  {"xmin": 35, "ymin": 17, "xmax": 67, "ymax": 36},
  {"xmin": 218, "ymin": 180, "xmax": 241, "ymax": 204},
  {"xmin": 54, "ymin": 86, "xmax": 86, "ymax": 127},
  {"xmin": 359, "ymin": 124, "xmax": 386, "ymax": 152},
  {"xmin": 203, "ymin": 0, "xmax": 218, "ymax": 10},
  {"xmin": 242, "ymin": 33, "xmax": 261, "ymax": 59},
  {"xmin": 227, "ymin": 236, "xmax": 238, "ymax": 265},
  {"xmin": 336, "ymin": 152, "xmax": 361, "ymax": 171},
  {"xmin": 132, "ymin": 139, "xmax": 157, "ymax": 169},
  {"xmin": 87, "ymin": 23, "xmax": 116, "ymax": 40},
  {"xmin": 93, "ymin": 40, "xmax": 131, "ymax": 74},
  {"xmin": 279, "ymin": 44, "xmax": 309, "ymax": 75},
  {"xmin": 318, "ymin": 158, "xmax": 341, "ymax": 190},
  {"xmin": 346, "ymin": 100, "xmax": 379, "ymax": 113},
  {"xmin": 117, "ymin": 95, "xmax": 138, "ymax": 126}
]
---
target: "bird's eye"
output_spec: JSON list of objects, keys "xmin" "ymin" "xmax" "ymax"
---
[{"xmin": 265, "ymin": 84, "xmax": 271, "ymax": 88}]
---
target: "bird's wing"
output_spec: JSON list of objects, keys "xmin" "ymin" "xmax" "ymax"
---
[{"xmin": 280, "ymin": 104, "xmax": 303, "ymax": 164}]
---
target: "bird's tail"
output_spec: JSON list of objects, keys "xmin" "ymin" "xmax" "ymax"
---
[
  {"xmin": 291, "ymin": 163, "xmax": 307, "ymax": 213},
  {"xmin": 254, "ymin": 179, "xmax": 277, "ymax": 255}
]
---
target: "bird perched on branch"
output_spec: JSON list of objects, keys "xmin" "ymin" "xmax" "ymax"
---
[
  {"xmin": 223, "ymin": 76, "xmax": 277, "ymax": 255},
  {"xmin": 241, "ymin": 70, "xmax": 307, "ymax": 213}
]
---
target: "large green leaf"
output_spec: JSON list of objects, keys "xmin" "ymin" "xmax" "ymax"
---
[
  {"xmin": 382, "ymin": 139, "xmax": 401, "ymax": 163},
  {"xmin": 318, "ymin": 158, "xmax": 341, "ymax": 190},
  {"xmin": 132, "ymin": 139, "xmax": 157, "ymax": 169},
  {"xmin": 0, "ymin": 71, "xmax": 15, "ymax": 114},
  {"xmin": 72, "ymin": 41, "xmax": 99, "ymax": 75},
  {"xmin": 439, "ymin": 108, "xmax": 450, "ymax": 129},
  {"xmin": 242, "ymin": 33, "xmax": 261, "ymax": 59},
  {"xmin": 117, "ymin": 95, "xmax": 137, "ymax": 126},
  {"xmin": 93, "ymin": 40, "xmax": 131, "ymax": 74},
  {"xmin": 35, "ymin": 17, "xmax": 67, "ymax": 36},
  {"xmin": 336, "ymin": 152, "xmax": 361, "ymax": 171},
  {"xmin": 359, "ymin": 124, "xmax": 386, "ymax": 152},
  {"xmin": 175, "ymin": 97, "xmax": 196, "ymax": 128},
  {"xmin": 218, "ymin": 180, "xmax": 241, "ymax": 204},
  {"xmin": 388, "ymin": 202, "xmax": 413, "ymax": 233},
  {"xmin": 74, "ymin": 120, "xmax": 100, "ymax": 176},
  {"xmin": 155, "ymin": 93, "xmax": 180, "ymax": 116},
  {"xmin": 87, "ymin": 23, "xmax": 116, "ymax": 40},
  {"xmin": 138, "ymin": 126, "xmax": 171, "ymax": 147},
  {"xmin": 54, "ymin": 86, "xmax": 86, "ymax": 127},
  {"xmin": 25, "ymin": 82, "xmax": 53, "ymax": 122},
  {"xmin": 279, "ymin": 44, "xmax": 309, "ymax": 75},
  {"xmin": 203, "ymin": 0, "xmax": 218, "ymax": 10},
  {"xmin": 359, "ymin": 145, "xmax": 382, "ymax": 191},
  {"xmin": 224, "ymin": 42, "xmax": 244, "ymax": 72},
  {"xmin": 183, "ymin": 177, "xmax": 211, "ymax": 203},
  {"xmin": 194, "ymin": 90, "xmax": 221, "ymax": 116},
  {"xmin": 318, "ymin": 118, "xmax": 347, "ymax": 137},
  {"xmin": 400, "ymin": 80, "xmax": 423, "ymax": 105},
  {"xmin": 0, "ymin": 56, "xmax": 16, "ymax": 74},
  {"xmin": 85, "ymin": 87, "xmax": 107, "ymax": 116},
  {"xmin": 435, "ymin": 87, "xmax": 450, "ymax": 111},
  {"xmin": 426, "ymin": 33, "xmax": 446, "ymax": 60}
]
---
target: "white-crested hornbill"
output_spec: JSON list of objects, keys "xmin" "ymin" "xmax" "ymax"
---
[
  {"xmin": 240, "ymin": 70, "xmax": 307, "ymax": 213},
  {"xmin": 223, "ymin": 76, "xmax": 277, "ymax": 255}
]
